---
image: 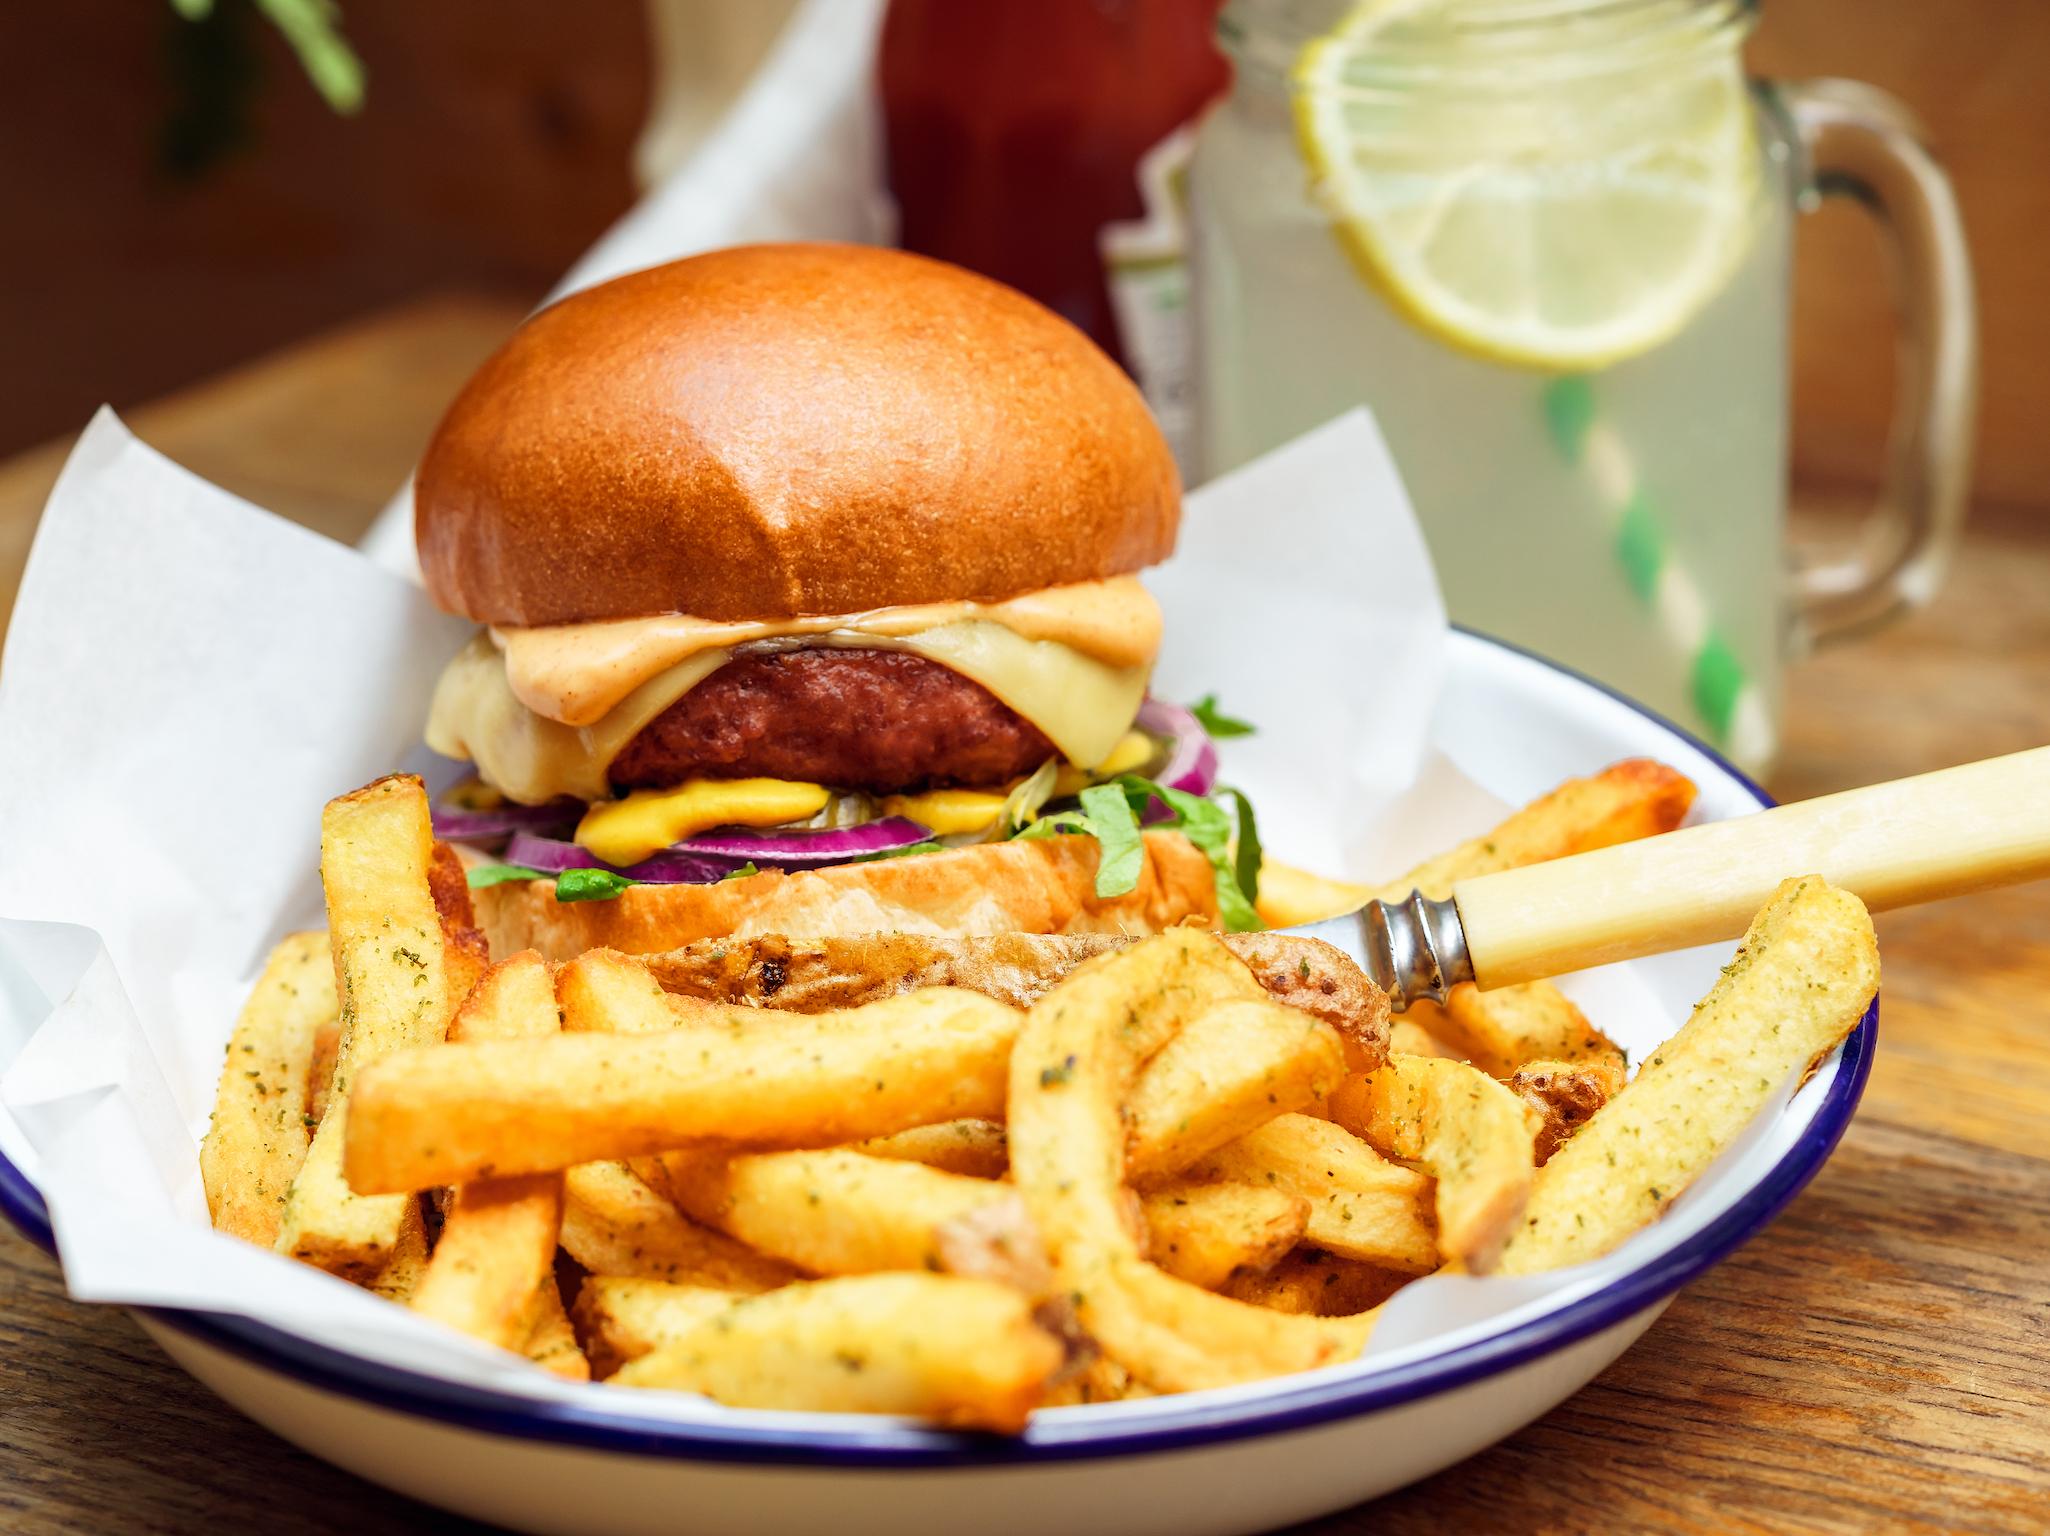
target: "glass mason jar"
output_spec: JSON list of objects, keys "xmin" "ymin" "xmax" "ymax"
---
[{"xmin": 1190, "ymin": 0, "xmax": 1975, "ymax": 771}]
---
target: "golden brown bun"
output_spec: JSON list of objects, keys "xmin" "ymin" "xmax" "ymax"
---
[
  {"xmin": 417, "ymin": 243, "xmax": 1180, "ymax": 626},
  {"xmin": 473, "ymin": 830, "xmax": 1215, "ymax": 960}
]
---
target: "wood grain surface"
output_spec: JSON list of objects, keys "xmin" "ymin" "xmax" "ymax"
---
[
  {"xmin": 1, "ymin": 301, "xmax": 2045, "ymax": 1535},
  {"xmin": 1750, "ymin": 0, "xmax": 2050, "ymax": 508}
]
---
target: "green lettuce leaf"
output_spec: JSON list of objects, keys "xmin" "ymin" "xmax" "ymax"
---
[
  {"xmin": 1217, "ymin": 786, "xmax": 1262, "ymax": 907},
  {"xmin": 1191, "ymin": 693, "xmax": 1256, "ymax": 738},
  {"xmin": 555, "ymin": 868, "xmax": 637, "ymax": 903},
  {"xmin": 1000, "ymin": 757, "xmax": 1062, "ymax": 834},
  {"xmin": 1078, "ymin": 783, "xmax": 1144, "ymax": 899},
  {"xmin": 849, "ymin": 841, "xmax": 948, "ymax": 863},
  {"xmin": 465, "ymin": 864, "xmax": 542, "ymax": 889},
  {"xmin": 1013, "ymin": 810, "xmax": 1097, "ymax": 843},
  {"xmin": 1116, "ymin": 777, "xmax": 1262, "ymax": 932},
  {"xmin": 1002, "ymin": 774, "xmax": 1266, "ymax": 929}
]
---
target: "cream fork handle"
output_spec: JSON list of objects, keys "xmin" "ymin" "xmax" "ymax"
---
[{"xmin": 1452, "ymin": 746, "xmax": 2050, "ymax": 989}]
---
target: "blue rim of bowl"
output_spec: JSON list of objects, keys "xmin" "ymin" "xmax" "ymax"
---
[{"xmin": 0, "ymin": 626, "xmax": 1875, "ymax": 1467}]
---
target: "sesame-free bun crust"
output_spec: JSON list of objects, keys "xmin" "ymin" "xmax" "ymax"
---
[
  {"xmin": 471, "ymin": 831, "xmax": 1216, "ymax": 961},
  {"xmin": 417, "ymin": 243, "xmax": 1180, "ymax": 626}
]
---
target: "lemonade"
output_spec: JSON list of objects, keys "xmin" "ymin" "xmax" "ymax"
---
[{"xmin": 1191, "ymin": 0, "xmax": 1793, "ymax": 766}]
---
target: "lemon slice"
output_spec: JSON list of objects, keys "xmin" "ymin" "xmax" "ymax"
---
[{"xmin": 1293, "ymin": 0, "xmax": 1761, "ymax": 369}]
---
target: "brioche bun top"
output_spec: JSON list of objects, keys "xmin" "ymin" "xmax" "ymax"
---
[{"xmin": 415, "ymin": 243, "xmax": 1180, "ymax": 626}]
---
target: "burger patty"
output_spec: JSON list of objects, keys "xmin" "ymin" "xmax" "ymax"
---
[{"xmin": 609, "ymin": 648, "xmax": 1056, "ymax": 794}]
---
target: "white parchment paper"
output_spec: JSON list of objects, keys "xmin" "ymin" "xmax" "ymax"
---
[{"xmin": 0, "ymin": 406, "xmax": 1810, "ymax": 1419}]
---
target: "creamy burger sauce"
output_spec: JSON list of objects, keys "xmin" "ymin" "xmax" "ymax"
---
[
  {"xmin": 427, "ymin": 578, "xmax": 1160, "ymax": 805},
  {"xmin": 500, "ymin": 577, "xmax": 1161, "ymax": 725}
]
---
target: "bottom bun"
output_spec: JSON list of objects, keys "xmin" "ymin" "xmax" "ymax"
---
[{"xmin": 474, "ymin": 830, "xmax": 1218, "ymax": 962}]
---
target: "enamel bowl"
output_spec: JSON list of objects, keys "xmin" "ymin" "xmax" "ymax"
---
[{"xmin": 0, "ymin": 629, "xmax": 1873, "ymax": 1536}]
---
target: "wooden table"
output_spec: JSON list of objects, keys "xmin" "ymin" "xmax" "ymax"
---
[{"xmin": 2, "ymin": 299, "xmax": 2045, "ymax": 1536}]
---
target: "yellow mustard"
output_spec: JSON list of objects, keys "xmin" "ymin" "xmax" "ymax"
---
[
  {"xmin": 1051, "ymin": 730, "xmax": 1157, "ymax": 796},
  {"xmin": 575, "ymin": 778, "xmax": 832, "ymax": 866},
  {"xmin": 880, "ymin": 789, "xmax": 1011, "ymax": 837}
]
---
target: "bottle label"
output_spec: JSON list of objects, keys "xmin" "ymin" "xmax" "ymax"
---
[{"xmin": 1100, "ymin": 125, "xmax": 1201, "ymax": 475}]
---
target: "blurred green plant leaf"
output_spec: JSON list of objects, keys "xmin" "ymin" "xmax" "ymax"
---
[
  {"xmin": 255, "ymin": 0, "xmax": 364, "ymax": 113},
  {"xmin": 167, "ymin": 0, "xmax": 364, "ymax": 116}
]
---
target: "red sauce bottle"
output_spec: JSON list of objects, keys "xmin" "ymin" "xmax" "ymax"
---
[{"xmin": 880, "ymin": 0, "xmax": 1228, "ymax": 370}]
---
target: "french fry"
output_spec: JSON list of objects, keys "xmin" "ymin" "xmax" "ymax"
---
[
  {"xmin": 1408, "ymin": 982, "xmax": 1625, "ymax": 1081},
  {"xmin": 346, "ymin": 959, "xmax": 1023, "ymax": 1193},
  {"xmin": 1346, "ymin": 1056, "xmax": 1538, "ymax": 1273},
  {"xmin": 1010, "ymin": 929, "xmax": 1263, "ymax": 1263},
  {"xmin": 1508, "ymin": 1056, "xmax": 1626, "ymax": 1163},
  {"xmin": 559, "ymin": 950, "xmax": 738, "ymax": 1034},
  {"xmin": 364, "ymin": 1198, "xmax": 430, "ymax": 1302},
  {"xmin": 612, "ymin": 1273, "xmax": 1063, "ymax": 1432},
  {"xmin": 1253, "ymin": 859, "xmax": 1374, "ymax": 928},
  {"xmin": 1077, "ymin": 1258, "xmax": 1379, "ymax": 1393},
  {"xmin": 1221, "ymin": 1250, "xmax": 1410, "ymax": 1317},
  {"xmin": 1008, "ymin": 931, "xmax": 1375, "ymax": 1393},
  {"xmin": 1388, "ymin": 1018, "xmax": 1461, "ymax": 1060},
  {"xmin": 1139, "ymin": 1179, "xmax": 1307, "ymax": 1290},
  {"xmin": 640, "ymin": 1153, "xmax": 1305, "ymax": 1296},
  {"xmin": 560, "ymin": 1161, "xmax": 795, "ymax": 1292},
  {"xmin": 570, "ymin": 1277, "xmax": 742, "ymax": 1378},
  {"xmin": 1126, "ymin": 1001, "xmax": 1347, "ymax": 1183},
  {"xmin": 200, "ymin": 932, "xmax": 335, "ymax": 1247},
  {"xmin": 1221, "ymin": 935, "xmax": 1391, "ymax": 1069},
  {"xmin": 277, "ymin": 776, "xmax": 458, "ymax": 1279},
  {"xmin": 412, "ymin": 1174, "xmax": 563, "ymax": 1347},
  {"xmin": 1501, "ymin": 877, "xmax": 1879, "ymax": 1275},
  {"xmin": 428, "ymin": 840, "xmax": 480, "ymax": 927},
  {"xmin": 649, "ymin": 1139, "xmax": 1055, "ymax": 1293},
  {"xmin": 307, "ymin": 1015, "xmax": 341, "ymax": 1128},
  {"xmin": 429, "ymin": 840, "xmax": 492, "ymax": 1011},
  {"xmin": 1255, "ymin": 759, "xmax": 1696, "ymax": 927},
  {"xmin": 1041, "ymin": 1352, "xmax": 1149, "ymax": 1407},
  {"xmin": 448, "ymin": 951, "xmax": 556, "ymax": 1045},
  {"xmin": 1186, "ymin": 1113, "xmax": 1439, "ymax": 1274},
  {"xmin": 411, "ymin": 953, "xmax": 566, "ymax": 1351},
  {"xmin": 520, "ymin": 1276, "xmax": 591, "ymax": 1382},
  {"xmin": 932, "ymin": 1194, "xmax": 1054, "ymax": 1295},
  {"xmin": 854, "ymin": 1119, "xmax": 1009, "ymax": 1179},
  {"xmin": 646, "ymin": 1146, "xmax": 1036, "ymax": 1281},
  {"xmin": 1374, "ymin": 757, "xmax": 1698, "ymax": 903}
]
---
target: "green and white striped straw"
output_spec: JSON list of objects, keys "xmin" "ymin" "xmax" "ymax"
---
[{"xmin": 1542, "ymin": 376, "xmax": 1775, "ymax": 769}]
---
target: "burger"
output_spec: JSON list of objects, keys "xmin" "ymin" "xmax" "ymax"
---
[{"xmin": 416, "ymin": 243, "xmax": 1258, "ymax": 960}]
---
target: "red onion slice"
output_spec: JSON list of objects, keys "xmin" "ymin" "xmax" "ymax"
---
[
  {"xmin": 502, "ymin": 831, "xmax": 743, "ymax": 885},
  {"xmin": 665, "ymin": 818, "xmax": 932, "ymax": 864},
  {"xmin": 500, "ymin": 816, "xmax": 934, "ymax": 885},
  {"xmin": 1134, "ymin": 697, "xmax": 1220, "ymax": 797},
  {"xmin": 431, "ymin": 799, "xmax": 580, "ymax": 844}
]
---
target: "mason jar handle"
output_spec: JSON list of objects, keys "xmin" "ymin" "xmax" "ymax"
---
[{"xmin": 1774, "ymin": 79, "xmax": 1977, "ymax": 648}]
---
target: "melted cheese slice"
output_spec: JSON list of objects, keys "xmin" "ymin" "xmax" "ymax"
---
[
  {"xmin": 896, "ymin": 622, "xmax": 1150, "ymax": 769},
  {"xmin": 426, "ymin": 582, "xmax": 1159, "ymax": 806},
  {"xmin": 426, "ymin": 633, "xmax": 734, "ymax": 804},
  {"xmin": 497, "ymin": 577, "xmax": 1161, "ymax": 726}
]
